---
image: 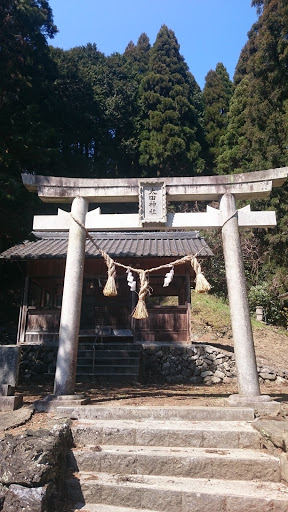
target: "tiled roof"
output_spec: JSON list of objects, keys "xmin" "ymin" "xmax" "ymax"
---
[{"xmin": 0, "ymin": 231, "xmax": 213, "ymax": 260}]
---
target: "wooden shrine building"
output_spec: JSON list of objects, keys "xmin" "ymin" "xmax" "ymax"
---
[{"xmin": 0, "ymin": 230, "xmax": 213, "ymax": 346}]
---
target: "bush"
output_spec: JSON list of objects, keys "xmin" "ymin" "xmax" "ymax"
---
[{"xmin": 248, "ymin": 283, "xmax": 286, "ymax": 326}]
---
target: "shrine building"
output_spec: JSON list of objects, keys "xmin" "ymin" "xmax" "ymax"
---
[{"xmin": 0, "ymin": 230, "xmax": 213, "ymax": 348}]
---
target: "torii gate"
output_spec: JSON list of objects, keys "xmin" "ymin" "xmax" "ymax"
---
[{"xmin": 22, "ymin": 167, "xmax": 288, "ymax": 404}]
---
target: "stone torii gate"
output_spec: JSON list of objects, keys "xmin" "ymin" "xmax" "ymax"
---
[{"xmin": 22, "ymin": 167, "xmax": 288, "ymax": 404}]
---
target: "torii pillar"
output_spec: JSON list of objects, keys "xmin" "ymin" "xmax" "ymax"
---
[
  {"xmin": 220, "ymin": 193, "xmax": 261, "ymax": 399},
  {"xmin": 22, "ymin": 167, "xmax": 288, "ymax": 404},
  {"xmin": 53, "ymin": 196, "xmax": 88, "ymax": 396}
]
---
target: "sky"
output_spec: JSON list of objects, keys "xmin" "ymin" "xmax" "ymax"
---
[{"xmin": 48, "ymin": 0, "xmax": 258, "ymax": 90}]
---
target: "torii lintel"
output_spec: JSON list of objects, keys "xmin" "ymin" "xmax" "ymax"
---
[{"xmin": 22, "ymin": 167, "xmax": 288, "ymax": 203}]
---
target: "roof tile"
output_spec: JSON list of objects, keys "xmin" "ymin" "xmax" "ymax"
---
[{"xmin": 0, "ymin": 231, "xmax": 213, "ymax": 260}]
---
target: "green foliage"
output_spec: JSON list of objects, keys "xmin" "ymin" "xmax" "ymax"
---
[
  {"xmin": 0, "ymin": 0, "xmax": 58, "ymax": 175},
  {"xmin": 124, "ymin": 33, "xmax": 151, "ymax": 75},
  {"xmin": 203, "ymin": 63, "xmax": 233, "ymax": 172},
  {"xmin": 248, "ymin": 282, "xmax": 287, "ymax": 327},
  {"xmin": 0, "ymin": 0, "xmax": 57, "ymax": 245},
  {"xmin": 138, "ymin": 25, "xmax": 205, "ymax": 177},
  {"xmin": 191, "ymin": 290, "xmax": 231, "ymax": 331},
  {"xmin": 216, "ymin": 0, "xmax": 288, "ymax": 325},
  {"xmin": 218, "ymin": 0, "xmax": 288, "ymax": 173}
]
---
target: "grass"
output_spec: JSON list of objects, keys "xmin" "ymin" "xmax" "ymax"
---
[
  {"xmin": 191, "ymin": 291, "xmax": 231, "ymax": 331},
  {"xmin": 160, "ymin": 291, "xmax": 287, "ymax": 336},
  {"xmin": 191, "ymin": 290, "xmax": 288, "ymax": 334}
]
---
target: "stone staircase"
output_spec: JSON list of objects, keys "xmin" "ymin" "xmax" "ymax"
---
[
  {"xmin": 57, "ymin": 405, "xmax": 288, "ymax": 511},
  {"xmin": 76, "ymin": 341, "xmax": 141, "ymax": 382},
  {"xmin": 48, "ymin": 340, "xmax": 141, "ymax": 382}
]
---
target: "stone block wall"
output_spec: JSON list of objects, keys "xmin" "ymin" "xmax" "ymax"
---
[
  {"xmin": 140, "ymin": 343, "xmax": 237, "ymax": 384},
  {"xmin": 140, "ymin": 343, "xmax": 288, "ymax": 386},
  {"xmin": 16, "ymin": 343, "xmax": 288, "ymax": 386},
  {"xmin": 19, "ymin": 346, "xmax": 58, "ymax": 383}
]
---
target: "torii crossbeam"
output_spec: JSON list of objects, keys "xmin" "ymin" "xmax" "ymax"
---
[{"xmin": 22, "ymin": 167, "xmax": 288, "ymax": 404}]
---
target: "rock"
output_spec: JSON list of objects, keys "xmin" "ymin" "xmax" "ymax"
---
[
  {"xmin": 254, "ymin": 419, "xmax": 288, "ymax": 452},
  {"xmin": 189, "ymin": 376, "xmax": 202, "ymax": 384},
  {"xmin": 0, "ymin": 420, "xmax": 72, "ymax": 512},
  {"xmin": 259, "ymin": 372, "xmax": 276, "ymax": 381},
  {"xmin": 214, "ymin": 370, "xmax": 225, "ymax": 379},
  {"xmin": 200, "ymin": 371, "xmax": 213, "ymax": 378},
  {"xmin": 276, "ymin": 376, "xmax": 286, "ymax": 383},
  {"xmin": 0, "ymin": 423, "xmax": 72, "ymax": 486},
  {"xmin": 204, "ymin": 346, "xmax": 217, "ymax": 354},
  {"xmin": 204, "ymin": 376, "xmax": 222, "ymax": 385},
  {"xmin": 214, "ymin": 358, "xmax": 224, "ymax": 365},
  {"xmin": 2, "ymin": 484, "xmax": 48, "ymax": 512}
]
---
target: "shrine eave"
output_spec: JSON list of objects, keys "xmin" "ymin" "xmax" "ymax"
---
[{"xmin": 0, "ymin": 231, "xmax": 213, "ymax": 260}]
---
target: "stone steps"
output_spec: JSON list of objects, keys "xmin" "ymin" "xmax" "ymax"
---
[
  {"xmin": 72, "ymin": 419, "xmax": 261, "ymax": 449},
  {"xmin": 77, "ymin": 350, "xmax": 140, "ymax": 359},
  {"xmin": 67, "ymin": 472, "xmax": 288, "ymax": 512},
  {"xmin": 76, "ymin": 365, "xmax": 140, "ymax": 375},
  {"xmin": 70, "ymin": 444, "xmax": 280, "ymax": 481},
  {"xmin": 77, "ymin": 343, "xmax": 140, "ymax": 379},
  {"xmin": 64, "ymin": 406, "xmax": 288, "ymax": 511},
  {"xmin": 48, "ymin": 343, "xmax": 141, "ymax": 380},
  {"xmin": 58, "ymin": 405, "xmax": 255, "ymax": 422},
  {"xmin": 71, "ymin": 505, "xmax": 160, "ymax": 512}
]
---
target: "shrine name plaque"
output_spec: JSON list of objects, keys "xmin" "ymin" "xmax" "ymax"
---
[{"xmin": 139, "ymin": 181, "xmax": 167, "ymax": 225}]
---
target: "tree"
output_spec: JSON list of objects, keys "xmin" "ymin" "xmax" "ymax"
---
[
  {"xmin": 0, "ymin": 0, "xmax": 57, "ymax": 246},
  {"xmin": 48, "ymin": 44, "xmax": 107, "ymax": 178},
  {"xmin": 218, "ymin": 0, "xmax": 288, "ymax": 173},
  {"xmin": 217, "ymin": 0, "xmax": 288, "ymax": 304},
  {"xmin": 203, "ymin": 63, "xmax": 233, "ymax": 172},
  {"xmin": 138, "ymin": 25, "xmax": 205, "ymax": 177},
  {"xmin": 124, "ymin": 32, "xmax": 151, "ymax": 75}
]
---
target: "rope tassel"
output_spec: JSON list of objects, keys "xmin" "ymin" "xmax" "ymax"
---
[
  {"xmin": 103, "ymin": 253, "xmax": 118, "ymax": 296},
  {"xmin": 192, "ymin": 257, "xmax": 211, "ymax": 293},
  {"xmin": 132, "ymin": 270, "xmax": 150, "ymax": 319}
]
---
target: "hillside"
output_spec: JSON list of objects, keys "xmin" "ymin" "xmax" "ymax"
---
[{"xmin": 191, "ymin": 291, "xmax": 288, "ymax": 373}]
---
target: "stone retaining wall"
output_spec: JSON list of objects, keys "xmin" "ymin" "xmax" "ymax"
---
[
  {"xmin": 19, "ymin": 346, "xmax": 58, "ymax": 383},
  {"xmin": 18, "ymin": 343, "xmax": 288, "ymax": 386},
  {"xmin": 140, "ymin": 343, "xmax": 288, "ymax": 385},
  {"xmin": 140, "ymin": 344, "xmax": 236, "ymax": 384}
]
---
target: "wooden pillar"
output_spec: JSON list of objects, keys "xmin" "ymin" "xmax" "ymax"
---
[
  {"xmin": 186, "ymin": 264, "xmax": 192, "ymax": 342},
  {"xmin": 220, "ymin": 193, "xmax": 260, "ymax": 398},
  {"xmin": 54, "ymin": 196, "xmax": 88, "ymax": 396},
  {"xmin": 17, "ymin": 275, "xmax": 29, "ymax": 344}
]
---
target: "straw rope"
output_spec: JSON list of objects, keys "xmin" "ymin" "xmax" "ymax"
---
[{"xmin": 70, "ymin": 213, "xmax": 211, "ymax": 316}]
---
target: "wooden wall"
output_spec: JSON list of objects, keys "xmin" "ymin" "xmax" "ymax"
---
[{"xmin": 19, "ymin": 258, "xmax": 194, "ymax": 344}]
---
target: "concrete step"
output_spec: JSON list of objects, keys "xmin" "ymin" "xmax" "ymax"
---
[
  {"xmin": 76, "ymin": 365, "xmax": 139, "ymax": 375},
  {"xmin": 79, "ymin": 344, "xmax": 140, "ymax": 351},
  {"xmin": 70, "ymin": 444, "xmax": 280, "ymax": 482},
  {"xmin": 71, "ymin": 419, "xmax": 261, "ymax": 449},
  {"xmin": 71, "ymin": 505, "xmax": 159, "ymax": 512},
  {"xmin": 77, "ymin": 350, "xmax": 140, "ymax": 358},
  {"xmin": 57, "ymin": 405, "xmax": 255, "ymax": 422},
  {"xmin": 79, "ymin": 340, "xmax": 135, "ymax": 347},
  {"xmin": 48, "ymin": 365, "xmax": 139, "ymax": 376},
  {"xmin": 66, "ymin": 472, "xmax": 288, "ymax": 512},
  {"xmin": 73, "ymin": 375, "xmax": 140, "ymax": 384},
  {"xmin": 76, "ymin": 357, "xmax": 140, "ymax": 366}
]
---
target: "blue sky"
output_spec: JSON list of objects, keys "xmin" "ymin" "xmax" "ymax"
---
[{"xmin": 48, "ymin": 0, "xmax": 258, "ymax": 89}]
